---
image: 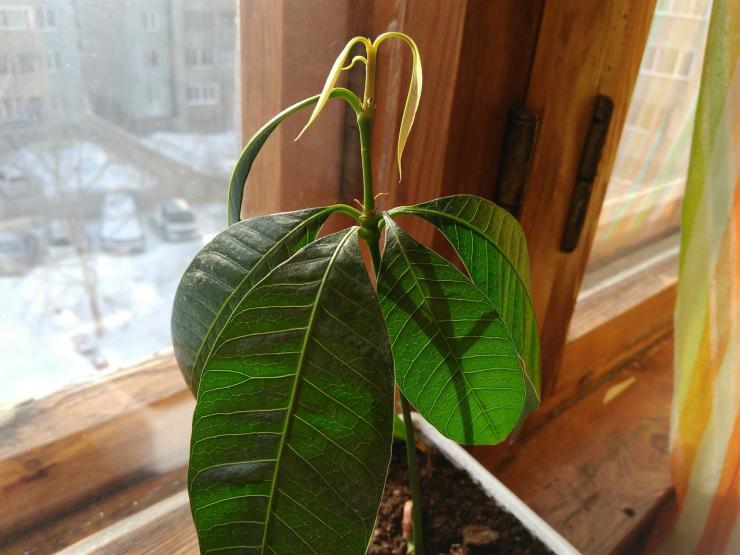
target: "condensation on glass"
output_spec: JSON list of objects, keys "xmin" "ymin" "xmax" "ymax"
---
[
  {"xmin": 587, "ymin": 0, "xmax": 713, "ymax": 269},
  {"xmin": 0, "ymin": 1, "xmax": 239, "ymax": 405}
]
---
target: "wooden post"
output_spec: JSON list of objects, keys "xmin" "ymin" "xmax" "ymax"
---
[
  {"xmin": 518, "ymin": 0, "xmax": 656, "ymax": 394},
  {"xmin": 239, "ymin": 0, "xmax": 368, "ymax": 218},
  {"xmin": 370, "ymin": 0, "xmax": 544, "ymax": 259}
]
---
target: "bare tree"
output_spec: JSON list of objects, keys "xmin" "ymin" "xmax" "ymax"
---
[{"xmin": 5, "ymin": 131, "xmax": 107, "ymax": 337}]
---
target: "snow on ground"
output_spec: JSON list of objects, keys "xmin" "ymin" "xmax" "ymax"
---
[
  {"xmin": 139, "ymin": 131, "xmax": 239, "ymax": 176},
  {"xmin": 8, "ymin": 142, "xmax": 154, "ymax": 195},
  {"xmin": 0, "ymin": 202, "xmax": 226, "ymax": 408}
]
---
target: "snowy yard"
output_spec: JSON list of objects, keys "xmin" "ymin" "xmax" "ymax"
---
[
  {"xmin": 0, "ymin": 134, "xmax": 240, "ymax": 408},
  {"xmin": 0, "ymin": 203, "xmax": 226, "ymax": 408},
  {"xmin": 140, "ymin": 131, "xmax": 238, "ymax": 176}
]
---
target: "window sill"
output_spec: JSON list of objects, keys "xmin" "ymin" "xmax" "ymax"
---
[
  {"xmin": 0, "ymin": 238, "xmax": 679, "ymax": 553},
  {"xmin": 0, "ymin": 355, "xmax": 193, "ymax": 550}
]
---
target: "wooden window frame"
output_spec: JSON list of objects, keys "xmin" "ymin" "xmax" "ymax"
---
[{"xmin": 2, "ymin": 1, "xmax": 682, "ymax": 551}]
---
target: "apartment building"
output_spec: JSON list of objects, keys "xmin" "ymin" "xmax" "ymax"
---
[
  {"xmin": 170, "ymin": 0, "xmax": 236, "ymax": 132},
  {"xmin": 76, "ymin": 0, "xmax": 175, "ymax": 134},
  {"xmin": 0, "ymin": 1, "xmax": 85, "ymax": 131},
  {"xmin": 76, "ymin": 0, "xmax": 236, "ymax": 134}
]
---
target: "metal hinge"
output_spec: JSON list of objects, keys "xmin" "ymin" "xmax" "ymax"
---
[
  {"xmin": 560, "ymin": 94, "xmax": 614, "ymax": 252},
  {"xmin": 494, "ymin": 108, "xmax": 540, "ymax": 218}
]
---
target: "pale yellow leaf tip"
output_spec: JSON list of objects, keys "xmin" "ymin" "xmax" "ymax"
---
[
  {"xmin": 373, "ymin": 32, "xmax": 422, "ymax": 181},
  {"xmin": 296, "ymin": 36, "xmax": 371, "ymax": 142}
]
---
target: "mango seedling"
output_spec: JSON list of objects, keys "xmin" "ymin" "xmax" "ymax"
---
[{"xmin": 172, "ymin": 32, "xmax": 540, "ymax": 555}]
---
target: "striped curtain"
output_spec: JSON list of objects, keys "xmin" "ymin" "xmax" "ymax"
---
[{"xmin": 648, "ymin": 0, "xmax": 739, "ymax": 552}]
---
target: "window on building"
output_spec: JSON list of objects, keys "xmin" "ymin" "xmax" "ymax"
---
[
  {"xmin": 185, "ymin": 48, "xmax": 214, "ymax": 67},
  {"xmin": 144, "ymin": 49, "xmax": 159, "ymax": 67},
  {"xmin": 142, "ymin": 11, "xmax": 159, "ymax": 31},
  {"xmin": 185, "ymin": 82, "xmax": 220, "ymax": 106},
  {"xmin": 35, "ymin": 7, "xmax": 56, "ymax": 30},
  {"xmin": 0, "ymin": 7, "xmax": 32, "ymax": 30},
  {"xmin": 0, "ymin": 97, "xmax": 40, "ymax": 123},
  {"xmin": 16, "ymin": 53, "xmax": 37, "ymax": 73}
]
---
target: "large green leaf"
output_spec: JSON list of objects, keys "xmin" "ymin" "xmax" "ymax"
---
[
  {"xmin": 228, "ymin": 88, "xmax": 361, "ymax": 225},
  {"xmin": 189, "ymin": 228, "xmax": 394, "ymax": 554},
  {"xmin": 377, "ymin": 217, "xmax": 527, "ymax": 445},
  {"xmin": 390, "ymin": 195, "xmax": 540, "ymax": 408},
  {"xmin": 171, "ymin": 207, "xmax": 334, "ymax": 394}
]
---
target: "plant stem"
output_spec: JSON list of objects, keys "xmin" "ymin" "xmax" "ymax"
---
[
  {"xmin": 356, "ymin": 124, "xmax": 424, "ymax": 554},
  {"xmin": 357, "ymin": 111, "xmax": 375, "ymax": 216},
  {"xmin": 357, "ymin": 45, "xmax": 424, "ymax": 554},
  {"xmin": 400, "ymin": 393, "xmax": 425, "ymax": 555}
]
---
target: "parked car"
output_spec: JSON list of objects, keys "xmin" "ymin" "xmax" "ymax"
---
[
  {"xmin": 0, "ymin": 164, "xmax": 42, "ymax": 220},
  {"xmin": 47, "ymin": 219, "xmax": 74, "ymax": 246},
  {"xmin": 0, "ymin": 231, "xmax": 42, "ymax": 275},
  {"xmin": 156, "ymin": 198, "xmax": 198, "ymax": 241},
  {"xmin": 100, "ymin": 192, "xmax": 145, "ymax": 254},
  {"xmin": 0, "ymin": 164, "xmax": 28, "ymax": 198}
]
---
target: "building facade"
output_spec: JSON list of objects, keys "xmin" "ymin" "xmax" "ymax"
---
[
  {"xmin": 0, "ymin": 0, "xmax": 85, "ymax": 132},
  {"xmin": 169, "ymin": 0, "xmax": 236, "ymax": 132},
  {"xmin": 77, "ymin": 0, "xmax": 236, "ymax": 134},
  {"xmin": 77, "ymin": 0, "xmax": 175, "ymax": 134}
]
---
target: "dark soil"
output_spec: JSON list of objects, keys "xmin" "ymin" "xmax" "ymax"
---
[{"xmin": 367, "ymin": 443, "xmax": 551, "ymax": 555}]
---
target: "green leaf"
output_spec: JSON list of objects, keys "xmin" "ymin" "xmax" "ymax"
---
[
  {"xmin": 296, "ymin": 37, "xmax": 370, "ymax": 142},
  {"xmin": 374, "ymin": 32, "xmax": 422, "ymax": 180},
  {"xmin": 390, "ymin": 195, "xmax": 540, "ymax": 410},
  {"xmin": 377, "ymin": 217, "xmax": 527, "ymax": 445},
  {"xmin": 172, "ymin": 207, "xmax": 335, "ymax": 394},
  {"xmin": 228, "ymin": 89, "xmax": 361, "ymax": 225},
  {"xmin": 189, "ymin": 228, "xmax": 394, "ymax": 554}
]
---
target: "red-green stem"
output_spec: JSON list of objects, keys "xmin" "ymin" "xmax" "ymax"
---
[
  {"xmin": 357, "ymin": 106, "xmax": 424, "ymax": 555},
  {"xmin": 400, "ymin": 393, "xmax": 425, "ymax": 555}
]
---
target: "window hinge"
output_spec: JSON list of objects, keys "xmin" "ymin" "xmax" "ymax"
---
[
  {"xmin": 561, "ymin": 94, "xmax": 614, "ymax": 252},
  {"xmin": 494, "ymin": 107, "xmax": 539, "ymax": 218}
]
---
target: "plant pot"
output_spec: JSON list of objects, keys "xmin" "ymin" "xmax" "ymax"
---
[{"xmin": 404, "ymin": 412, "xmax": 579, "ymax": 555}]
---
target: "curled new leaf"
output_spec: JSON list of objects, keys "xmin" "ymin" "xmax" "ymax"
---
[
  {"xmin": 296, "ymin": 36, "xmax": 371, "ymax": 141},
  {"xmin": 341, "ymin": 55, "xmax": 368, "ymax": 71},
  {"xmin": 374, "ymin": 32, "xmax": 423, "ymax": 180}
]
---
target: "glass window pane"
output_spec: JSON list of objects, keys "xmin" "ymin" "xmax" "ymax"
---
[
  {"xmin": 586, "ymin": 0, "xmax": 712, "ymax": 269},
  {"xmin": 0, "ymin": 0, "xmax": 238, "ymax": 405}
]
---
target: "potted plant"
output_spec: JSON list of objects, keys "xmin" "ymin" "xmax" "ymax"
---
[{"xmin": 172, "ymin": 33, "xmax": 574, "ymax": 554}]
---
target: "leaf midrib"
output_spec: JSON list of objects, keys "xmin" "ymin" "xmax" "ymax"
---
[
  {"xmin": 259, "ymin": 227, "xmax": 355, "ymax": 553},
  {"xmin": 192, "ymin": 208, "xmax": 333, "ymax": 397},
  {"xmin": 386, "ymin": 221, "xmax": 502, "ymax": 442}
]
